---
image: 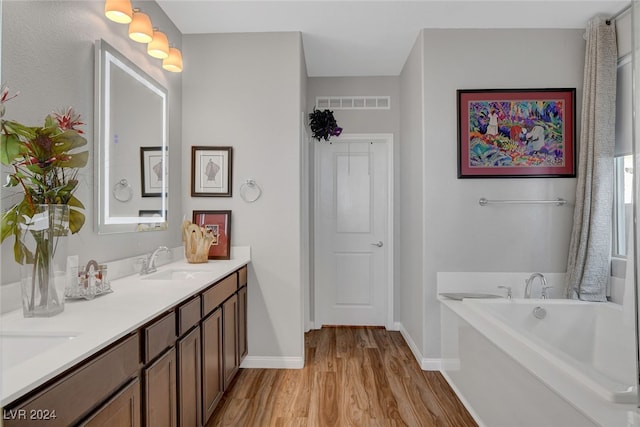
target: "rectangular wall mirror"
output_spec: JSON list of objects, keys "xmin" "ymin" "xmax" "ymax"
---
[{"xmin": 95, "ymin": 39, "xmax": 169, "ymax": 234}]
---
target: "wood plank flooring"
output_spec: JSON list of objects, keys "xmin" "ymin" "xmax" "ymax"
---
[{"xmin": 206, "ymin": 327, "xmax": 477, "ymax": 427}]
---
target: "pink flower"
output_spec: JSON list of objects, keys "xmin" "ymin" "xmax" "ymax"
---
[
  {"xmin": 53, "ymin": 107, "xmax": 85, "ymax": 134},
  {"xmin": 0, "ymin": 83, "xmax": 18, "ymax": 118}
]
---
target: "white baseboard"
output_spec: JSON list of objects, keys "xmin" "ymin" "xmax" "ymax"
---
[
  {"xmin": 240, "ymin": 356, "xmax": 304, "ymax": 369},
  {"xmin": 397, "ymin": 322, "xmax": 442, "ymax": 371}
]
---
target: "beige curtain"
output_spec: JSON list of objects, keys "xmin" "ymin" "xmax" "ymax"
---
[{"xmin": 565, "ymin": 16, "xmax": 618, "ymax": 301}]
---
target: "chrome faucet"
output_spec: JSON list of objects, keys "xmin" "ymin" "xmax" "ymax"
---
[
  {"xmin": 497, "ymin": 285, "xmax": 512, "ymax": 300},
  {"xmin": 525, "ymin": 273, "xmax": 550, "ymax": 299},
  {"xmin": 140, "ymin": 246, "xmax": 171, "ymax": 275}
]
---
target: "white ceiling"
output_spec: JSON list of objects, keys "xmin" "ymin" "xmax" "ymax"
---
[{"xmin": 155, "ymin": 0, "xmax": 630, "ymax": 77}]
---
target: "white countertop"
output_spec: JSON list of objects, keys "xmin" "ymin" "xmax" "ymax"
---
[{"xmin": 0, "ymin": 248, "xmax": 250, "ymax": 406}]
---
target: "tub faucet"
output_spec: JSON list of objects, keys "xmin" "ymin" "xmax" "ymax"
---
[
  {"xmin": 497, "ymin": 286, "xmax": 512, "ymax": 300},
  {"xmin": 140, "ymin": 246, "xmax": 171, "ymax": 275},
  {"xmin": 525, "ymin": 273, "xmax": 548, "ymax": 299}
]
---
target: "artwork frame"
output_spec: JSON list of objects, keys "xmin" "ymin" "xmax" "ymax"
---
[
  {"xmin": 140, "ymin": 146, "xmax": 168, "ymax": 197},
  {"xmin": 457, "ymin": 88, "xmax": 576, "ymax": 178},
  {"xmin": 192, "ymin": 210, "xmax": 232, "ymax": 260},
  {"xmin": 191, "ymin": 146, "xmax": 233, "ymax": 197}
]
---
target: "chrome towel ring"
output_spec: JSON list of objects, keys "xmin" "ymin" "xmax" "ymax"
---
[
  {"xmin": 240, "ymin": 179, "xmax": 262, "ymax": 203},
  {"xmin": 113, "ymin": 179, "xmax": 133, "ymax": 202}
]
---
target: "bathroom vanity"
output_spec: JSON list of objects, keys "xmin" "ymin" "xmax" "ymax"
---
[{"xmin": 1, "ymin": 250, "xmax": 250, "ymax": 427}]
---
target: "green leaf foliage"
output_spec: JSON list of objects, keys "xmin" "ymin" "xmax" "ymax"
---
[{"xmin": 1, "ymin": 104, "xmax": 88, "ymax": 259}]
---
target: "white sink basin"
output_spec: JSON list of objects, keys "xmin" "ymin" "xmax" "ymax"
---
[
  {"xmin": 1, "ymin": 331, "xmax": 78, "ymax": 370},
  {"xmin": 142, "ymin": 269, "xmax": 211, "ymax": 281}
]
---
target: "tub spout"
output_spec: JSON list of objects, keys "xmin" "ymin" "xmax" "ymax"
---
[{"xmin": 525, "ymin": 273, "xmax": 547, "ymax": 299}]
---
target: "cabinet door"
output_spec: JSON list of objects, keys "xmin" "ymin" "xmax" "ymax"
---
[
  {"xmin": 202, "ymin": 308, "xmax": 223, "ymax": 423},
  {"xmin": 81, "ymin": 378, "xmax": 141, "ymax": 427},
  {"xmin": 3, "ymin": 334, "xmax": 139, "ymax": 427},
  {"xmin": 177, "ymin": 327, "xmax": 201, "ymax": 427},
  {"xmin": 238, "ymin": 285, "xmax": 248, "ymax": 361},
  {"xmin": 144, "ymin": 348, "xmax": 177, "ymax": 427},
  {"xmin": 223, "ymin": 293, "xmax": 239, "ymax": 389}
]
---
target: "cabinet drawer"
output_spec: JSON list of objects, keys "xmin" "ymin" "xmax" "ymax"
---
[
  {"xmin": 143, "ymin": 311, "xmax": 177, "ymax": 363},
  {"xmin": 80, "ymin": 378, "xmax": 141, "ymax": 427},
  {"xmin": 5, "ymin": 333, "xmax": 139, "ymax": 427},
  {"xmin": 238, "ymin": 266, "xmax": 247, "ymax": 287},
  {"xmin": 177, "ymin": 296, "xmax": 201, "ymax": 336},
  {"xmin": 202, "ymin": 274, "xmax": 237, "ymax": 316}
]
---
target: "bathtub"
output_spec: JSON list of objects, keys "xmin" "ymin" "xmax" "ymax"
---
[{"xmin": 440, "ymin": 297, "xmax": 639, "ymax": 427}]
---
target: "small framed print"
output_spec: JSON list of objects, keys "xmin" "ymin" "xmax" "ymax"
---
[
  {"xmin": 457, "ymin": 88, "xmax": 576, "ymax": 178},
  {"xmin": 191, "ymin": 146, "xmax": 232, "ymax": 197},
  {"xmin": 140, "ymin": 146, "xmax": 168, "ymax": 197},
  {"xmin": 192, "ymin": 210, "xmax": 231, "ymax": 260}
]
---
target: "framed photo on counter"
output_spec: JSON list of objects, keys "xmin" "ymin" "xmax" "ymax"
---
[{"xmin": 192, "ymin": 210, "xmax": 232, "ymax": 260}]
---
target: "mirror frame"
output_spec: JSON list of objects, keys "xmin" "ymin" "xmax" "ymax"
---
[{"xmin": 94, "ymin": 39, "xmax": 169, "ymax": 234}]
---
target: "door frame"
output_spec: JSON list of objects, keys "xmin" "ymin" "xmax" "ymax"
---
[{"xmin": 313, "ymin": 133, "xmax": 395, "ymax": 330}]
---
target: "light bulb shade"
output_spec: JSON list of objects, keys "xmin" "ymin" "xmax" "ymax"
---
[
  {"xmin": 104, "ymin": 0, "xmax": 132, "ymax": 24},
  {"xmin": 147, "ymin": 30, "xmax": 170, "ymax": 59},
  {"xmin": 128, "ymin": 11, "xmax": 153, "ymax": 43},
  {"xmin": 163, "ymin": 47, "xmax": 183, "ymax": 72}
]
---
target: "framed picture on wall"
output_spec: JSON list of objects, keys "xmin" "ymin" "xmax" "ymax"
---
[
  {"xmin": 457, "ymin": 88, "xmax": 576, "ymax": 178},
  {"xmin": 192, "ymin": 210, "xmax": 232, "ymax": 260},
  {"xmin": 140, "ymin": 146, "xmax": 168, "ymax": 196},
  {"xmin": 191, "ymin": 146, "xmax": 233, "ymax": 197}
]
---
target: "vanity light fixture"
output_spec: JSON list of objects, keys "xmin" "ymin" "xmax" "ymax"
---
[
  {"xmin": 104, "ymin": 0, "xmax": 132, "ymax": 24},
  {"xmin": 147, "ymin": 29, "xmax": 169, "ymax": 59},
  {"xmin": 162, "ymin": 47, "xmax": 183, "ymax": 73},
  {"xmin": 128, "ymin": 8, "xmax": 153, "ymax": 43}
]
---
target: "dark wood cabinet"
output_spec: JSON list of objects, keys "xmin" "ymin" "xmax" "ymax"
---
[
  {"xmin": 238, "ymin": 285, "xmax": 248, "ymax": 360},
  {"xmin": 201, "ymin": 308, "xmax": 224, "ymax": 422},
  {"xmin": 222, "ymin": 294, "xmax": 239, "ymax": 389},
  {"xmin": 143, "ymin": 348, "xmax": 177, "ymax": 427},
  {"xmin": 4, "ymin": 265, "xmax": 248, "ymax": 427},
  {"xmin": 81, "ymin": 378, "xmax": 141, "ymax": 427},
  {"xmin": 177, "ymin": 326, "xmax": 202, "ymax": 427},
  {"xmin": 4, "ymin": 334, "xmax": 139, "ymax": 427}
]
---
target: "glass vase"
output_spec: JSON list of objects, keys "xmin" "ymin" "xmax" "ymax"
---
[{"xmin": 19, "ymin": 204, "xmax": 69, "ymax": 317}]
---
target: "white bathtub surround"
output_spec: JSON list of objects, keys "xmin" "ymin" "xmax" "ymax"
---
[
  {"xmin": 441, "ymin": 297, "xmax": 638, "ymax": 427},
  {"xmin": 437, "ymin": 271, "xmax": 569, "ymax": 300},
  {"xmin": 0, "ymin": 247, "xmax": 250, "ymax": 406}
]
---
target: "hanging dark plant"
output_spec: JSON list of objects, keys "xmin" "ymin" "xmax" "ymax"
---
[{"xmin": 308, "ymin": 108, "xmax": 343, "ymax": 141}]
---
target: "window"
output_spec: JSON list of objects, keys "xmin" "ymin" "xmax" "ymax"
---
[
  {"xmin": 612, "ymin": 55, "xmax": 633, "ymax": 259},
  {"xmin": 613, "ymin": 155, "xmax": 633, "ymax": 257}
]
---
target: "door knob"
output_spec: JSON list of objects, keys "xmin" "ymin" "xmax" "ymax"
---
[{"xmin": 371, "ymin": 241, "xmax": 384, "ymax": 247}]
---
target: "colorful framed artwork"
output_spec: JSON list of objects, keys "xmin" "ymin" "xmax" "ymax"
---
[
  {"xmin": 457, "ymin": 88, "xmax": 576, "ymax": 178},
  {"xmin": 140, "ymin": 146, "xmax": 168, "ymax": 196},
  {"xmin": 192, "ymin": 210, "xmax": 232, "ymax": 260},
  {"xmin": 191, "ymin": 146, "xmax": 233, "ymax": 197}
]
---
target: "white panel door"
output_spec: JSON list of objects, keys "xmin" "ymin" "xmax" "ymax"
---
[{"xmin": 315, "ymin": 136, "xmax": 390, "ymax": 326}]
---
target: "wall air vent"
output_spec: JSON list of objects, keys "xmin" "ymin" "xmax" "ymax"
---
[{"xmin": 315, "ymin": 96, "xmax": 391, "ymax": 110}]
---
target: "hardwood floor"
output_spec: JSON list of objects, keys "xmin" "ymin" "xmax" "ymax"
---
[{"xmin": 206, "ymin": 327, "xmax": 477, "ymax": 427}]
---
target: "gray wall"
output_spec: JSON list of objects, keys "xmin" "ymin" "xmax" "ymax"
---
[
  {"xmin": 399, "ymin": 33, "xmax": 425, "ymax": 355},
  {"xmin": 306, "ymin": 76, "xmax": 401, "ymax": 326},
  {"xmin": 399, "ymin": 28, "xmax": 585, "ymax": 359},
  {"xmin": 182, "ymin": 32, "xmax": 305, "ymax": 362},
  {"xmin": 1, "ymin": 0, "xmax": 183, "ymax": 284}
]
